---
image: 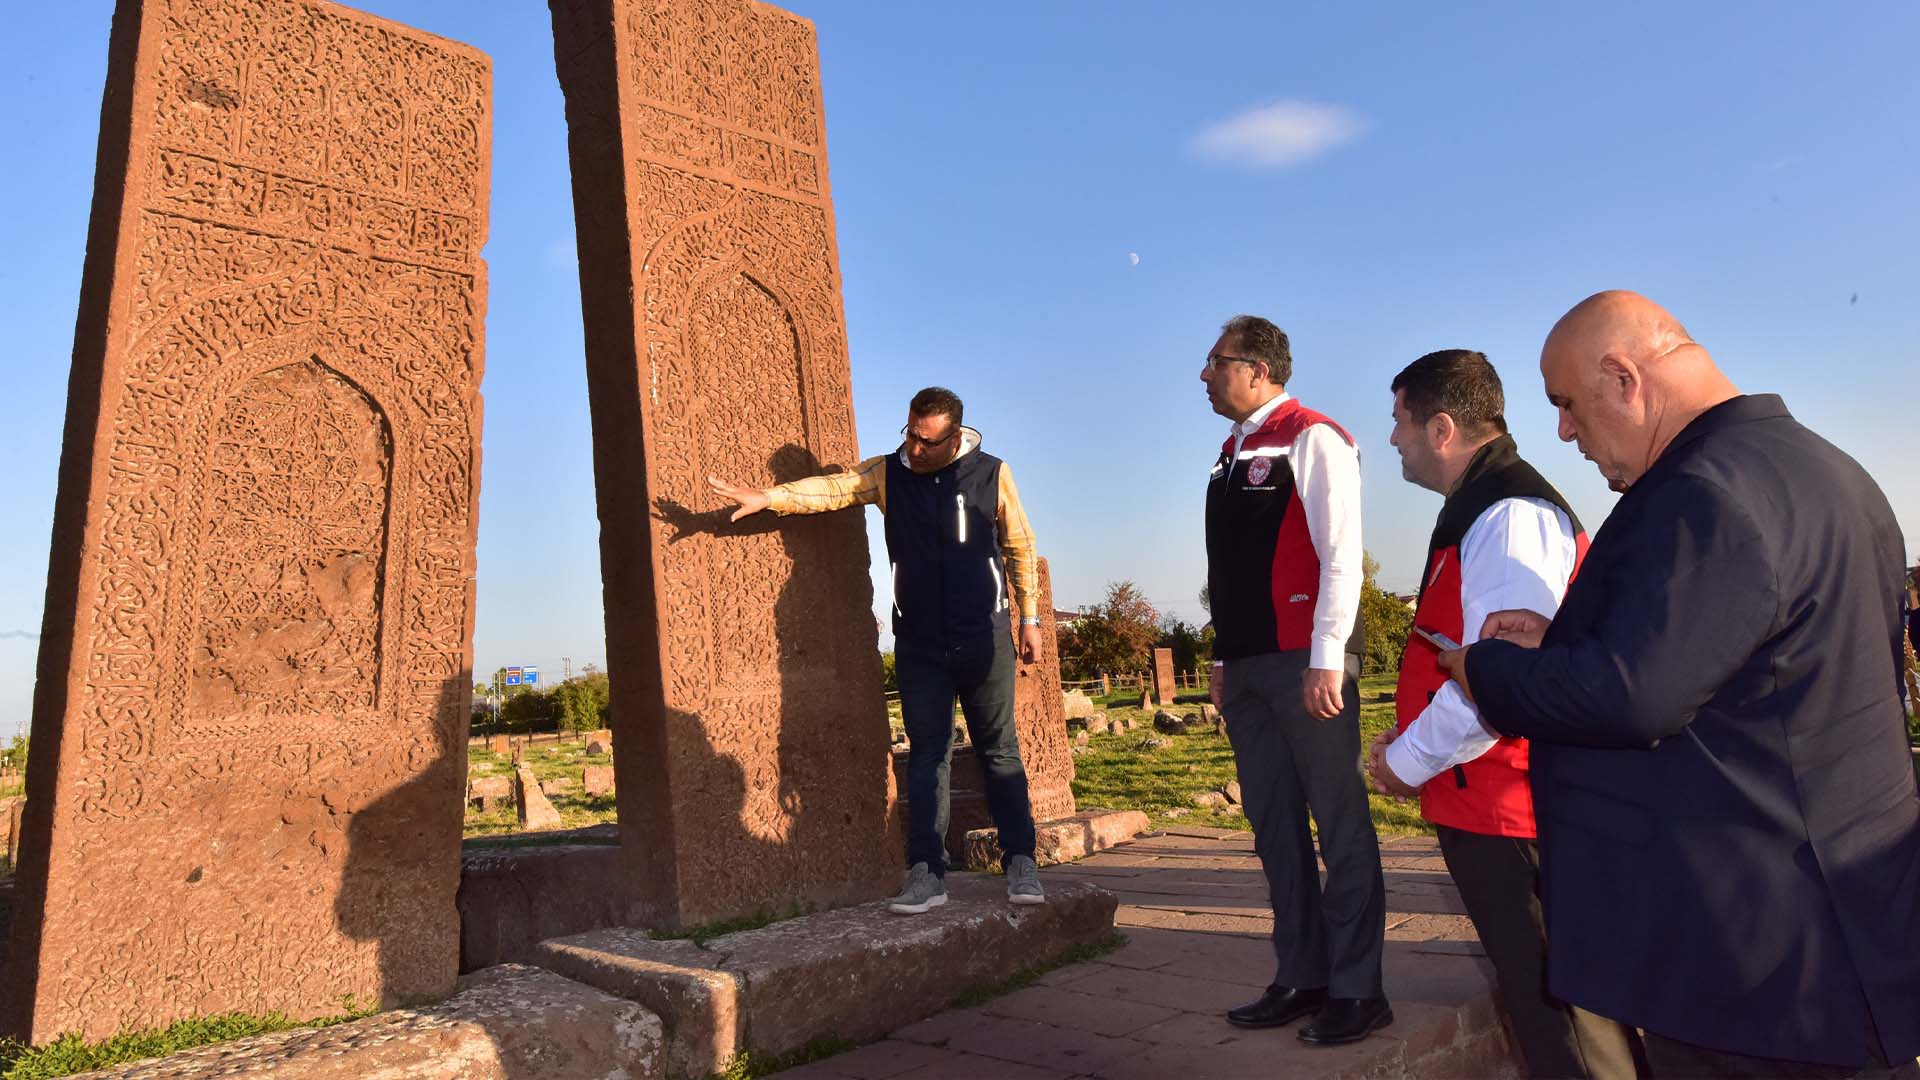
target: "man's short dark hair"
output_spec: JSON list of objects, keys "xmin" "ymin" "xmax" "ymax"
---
[
  {"xmin": 1390, "ymin": 350, "xmax": 1508, "ymax": 438},
  {"xmin": 1219, "ymin": 315, "xmax": 1293, "ymax": 388},
  {"xmin": 909, "ymin": 386, "xmax": 963, "ymax": 428}
]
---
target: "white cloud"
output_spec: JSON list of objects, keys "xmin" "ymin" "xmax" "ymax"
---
[
  {"xmin": 1190, "ymin": 100, "xmax": 1365, "ymax": 170},
  {"xmin": 1128, "ymin": 252, "xmax": 1141, "ymax": 267}
]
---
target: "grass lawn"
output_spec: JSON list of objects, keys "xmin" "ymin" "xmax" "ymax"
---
[
  {"xmin": 461, "ymin": 674, "xmax": 1431, "ymax": 841},
  {"xmin": 1071, "ymin": 673, "xmax": 1432, "ymax": 838},
  {"xmin": 463, "ymin": 741, "xmax": 619, "ymax": 839}
]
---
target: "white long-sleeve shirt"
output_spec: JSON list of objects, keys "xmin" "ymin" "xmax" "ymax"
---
[
  {"xmin": 1228, "ymin": 392, "xmax": 1364, "ymax": 671},
  {"xmin": 1384, "ymin": 496, "xmax": 1578, "ymax": 787}
]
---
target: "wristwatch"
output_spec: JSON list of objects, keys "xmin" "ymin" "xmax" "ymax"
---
[{"xmin": 1020, "ymin": 617, "xmax": 1042, "ymax": 627}]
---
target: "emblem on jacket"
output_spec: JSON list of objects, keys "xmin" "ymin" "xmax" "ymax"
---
[{"xmin": 1246, "ymin": 457, "xmax": 1273, "ymax": 486}]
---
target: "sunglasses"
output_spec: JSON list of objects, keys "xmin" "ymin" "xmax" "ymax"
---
[
  {"xmin": 900, "ymin": 423, "xmax": 959, "ymax": 451},
  {"xmin": 1203, "ymin": 353, "xmax": 1256, "ymax": 373}
]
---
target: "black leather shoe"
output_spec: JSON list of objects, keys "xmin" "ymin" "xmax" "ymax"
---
[
  {"xmin": 1297, "ymin": 996, "xmax": 1393, "ymax": 1045},
  {"xmin": 1224, "ymin": 985, "xmax": 1327, "ymax": 1029}
]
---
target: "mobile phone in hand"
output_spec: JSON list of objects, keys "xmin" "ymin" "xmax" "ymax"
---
[{"xmin": 1412, "ymin": 626, "xmax": 1462, "ymax": 652}]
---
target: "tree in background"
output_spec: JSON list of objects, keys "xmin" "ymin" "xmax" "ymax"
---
[
  {"xmin": 879, "ymin": 651, "xmax": 897, "ymax": 693},
  {"xmin": 1057, "ymin": 580, "xmax": 1160, "ymax": 680},
  {"xmin": 554, "ymin": 672, "xmax": 612, "ymax": 734},
  {"xmin": 498, "ymin": 687, "xmax": 555, "ymax": 733},
  {"xmin": 1156, "ymin": 614, "xmax": 1211, "ymax": 673},
  {"xmin": 1360, "ymin": 551, "xmax": 1414, "ymax": 676},
  {"xmin": 1, "ymin": 733, "xmax": 25, "ymax": 775}
]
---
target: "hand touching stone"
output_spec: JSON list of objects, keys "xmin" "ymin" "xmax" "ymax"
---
[{"xmin": 706, "ymin": 476, "xmax": 771, "ymax": 521}]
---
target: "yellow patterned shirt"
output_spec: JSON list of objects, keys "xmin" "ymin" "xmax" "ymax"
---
[{"xmin": 764, "ymin": 445, "xmax": 1040, "ymax": 621}]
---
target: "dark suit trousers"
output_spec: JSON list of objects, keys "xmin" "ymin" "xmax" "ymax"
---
[
  {"xmin": 1223, "ymin": 650, "xmax": 1384, "ymax": 998},
  {"xmin": 1436, "ymin": 826, "xmax": 1644, "ymax": 1079}
]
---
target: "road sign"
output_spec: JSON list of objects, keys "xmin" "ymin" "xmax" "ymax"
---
[{"xmin": 523, "ymin": 666, "xmax": 540, "ymax": 686}]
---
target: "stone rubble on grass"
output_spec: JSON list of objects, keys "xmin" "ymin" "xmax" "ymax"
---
[
  {"xmin": 1062, "ymin": 690, "xmax": 1098, "ymax": 720},
  {"xmin": 582, "ymin": 765, "xmax": 615, "ymax": 796},
  {"xmin": 515, "ymin": 766, "xmax": 564, "ymax": 830},
  {"xmin": 468, "ymin": 776, "xmax": 512, "ymax": 812}
]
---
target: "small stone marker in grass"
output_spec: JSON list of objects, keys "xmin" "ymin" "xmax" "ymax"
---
[{"xmin": 515, "ymin": 767, "xmax": 563, "ymax": 831}]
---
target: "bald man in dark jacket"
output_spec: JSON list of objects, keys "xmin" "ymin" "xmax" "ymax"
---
[{"xmin": 1444, "ymin": 292, "xmax": 1920, "ymax": 1078}]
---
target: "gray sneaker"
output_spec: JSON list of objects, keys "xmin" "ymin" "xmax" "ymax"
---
[
  {"xmin": 888, "ymin": 862, "xmax": 947, "ymax": 915},
  {"xmin": 1006, "ymin": 854, "xmax": 1045, "ymax": 905}
]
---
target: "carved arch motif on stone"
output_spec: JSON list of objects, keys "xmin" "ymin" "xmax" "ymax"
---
[
  {"xmin": 166, "ymin": 346, "xmax": 403, "ymax": 743},
  {"xmin": 643, "ymin": 192, "xmax": 845, "ymax": 713}
]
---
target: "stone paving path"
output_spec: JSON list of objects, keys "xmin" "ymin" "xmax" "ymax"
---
[{"xmin": 780, "ymin": 829, "xmax": 1519, "ymax": 1080}]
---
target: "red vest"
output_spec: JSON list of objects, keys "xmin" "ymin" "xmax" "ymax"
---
[
  {"xmin": 1205, "ymin": 398, "xmax": 1365, "ymax": 660},
  {"xmin": 1394, "ymin": 437, "xmax": 1587, "ymax": 838}
]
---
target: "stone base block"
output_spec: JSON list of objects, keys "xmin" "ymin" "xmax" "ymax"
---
[
  {"xmin": 532, "ymin": 876, "xmax": 1119, "ymax": 1079},
  {"xmin": 458, "ymin": 842, "xmax": 630, "ymax": 972},
  {"xmin": 960, "ymin": 808, "xmax": 1150, "ymax": 871},
  {"xmin": 82, "ymin": 964, "xmax": 662, "ymax": 1079}
]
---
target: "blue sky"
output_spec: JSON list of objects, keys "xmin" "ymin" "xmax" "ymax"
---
[{"xmin": 3, "ymin": 3, "xmax": 1917, "ymax": 738}]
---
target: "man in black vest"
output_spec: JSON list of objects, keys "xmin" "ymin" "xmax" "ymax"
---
[
  {"xmin": 1200, "ymin": 315, "xmax": 1388, "ymax": 1045},
  {"xmin": 1441, "ymin": 291, "xmax": 1920, "ymax": 1078},
  {"xmin": 1366, "ymin": 350, "xmax": 1640, "ymax": 1078},
  {"xmin": 708, "ymin": 387, "xmax": 1046, "ymax": 915}
]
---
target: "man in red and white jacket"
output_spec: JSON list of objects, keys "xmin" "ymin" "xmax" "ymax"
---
[
  {"xmin": 1367, "ymin": 350, "xmax": 1640, "ymax": 1078},
  {"xmin": 1202, "ymin": 315, "xmax": 1388, "ymax": 1046}
]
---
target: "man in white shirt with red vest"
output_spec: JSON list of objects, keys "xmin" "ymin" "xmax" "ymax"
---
[
  {"xmin": 1201, "ymin": 315, "xmax": 1388, "ymax": 1045},
  {"xmin": 1366, "ymin": 350, "xmax": 1641, "ymax": 1078}
]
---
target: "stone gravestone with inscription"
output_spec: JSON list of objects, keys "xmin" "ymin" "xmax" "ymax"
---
[
  {"xmin": 1151, "ymin": 647, "xmax": 1177, "ymax": 706},
  {"xmin": 3, "ymin": 0, "xmax": 488, "ymax": 1044},
  {"xmin": 551, "ymin": 0, "xmax": 895, "ymax": 928},
  {"xmin": 1014, "ymin": 559, "xmax": 1076, "ymax": 823}
]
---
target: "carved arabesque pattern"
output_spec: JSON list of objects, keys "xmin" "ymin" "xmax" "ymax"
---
[
  {"xmin": 190, "ymin": 359, "xmax": 390, "ymax": 722},
  {"xmin": 566, "ymin": 0, "xmax": 891, "ymax": 915},
  {"xmin": 1014, "ymin": 559, "xmax": 1076, "ymax": 821},
  {"xmin": 21, "ymin": 0, "xmax": 487, "ymax": 1042}
]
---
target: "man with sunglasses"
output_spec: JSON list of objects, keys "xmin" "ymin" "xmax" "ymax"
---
[
  {"xmin": 708, "ymin": 386, "xmax": 1046, "ymax": 915},
  {"xmin": 1201, "ymin": 315, "xmax": 1387, "ymax": 1046}
]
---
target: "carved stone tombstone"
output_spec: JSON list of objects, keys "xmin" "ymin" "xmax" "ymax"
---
[
  {"xmin": 1151, "ymin": 647, "xmax": 1177, "ymax": 706},
  {"xmin": 551, "ymin": 0, "xmax": 895, "ymax": 927},
  {"xmin": 1014, "ymin": 559, "xmax": 1075, "ymax": 822},
  {"xmin": 5, "ymin": 0, "xmax": 488, "ymax": 1043}
]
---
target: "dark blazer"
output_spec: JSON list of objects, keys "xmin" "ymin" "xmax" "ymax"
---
[{"xmin": 1467, "ymin": 395, "xmax": 1920, "ymax": 1067}]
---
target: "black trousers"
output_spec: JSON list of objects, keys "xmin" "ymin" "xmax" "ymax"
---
[
  {"xmin": 1436, "ymin": 825, "xmax": 1644, "ymax": 1079},
  {"xmin": 1643, "ymin": 1033, "xmax": 1920, "ymax": 1079},
  {"xmin": 1222, "ymin": 650, "xmax": 1385, "ymax": 998},
  {"xmin": 897, "ymin": 632, "xmax": 1036, "ymax": 876}
]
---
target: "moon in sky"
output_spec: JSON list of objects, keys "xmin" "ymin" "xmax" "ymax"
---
[{"xmin": 1128, "ymin": 252, "xmax": 1141, "ymax": 266}]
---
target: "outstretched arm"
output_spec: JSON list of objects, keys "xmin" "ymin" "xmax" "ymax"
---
[{"xmin": 708, "ymin": 455, "xmax": 887, "ymax": 520}]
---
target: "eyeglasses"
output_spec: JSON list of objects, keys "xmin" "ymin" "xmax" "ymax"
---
[
  {"xmin": 1203, "ymin": 353, "xmax": 1255, "ymax": 373},
  {"xmin": 900, "ymin": 424, "xmax": 959, "ymax": 451}
]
